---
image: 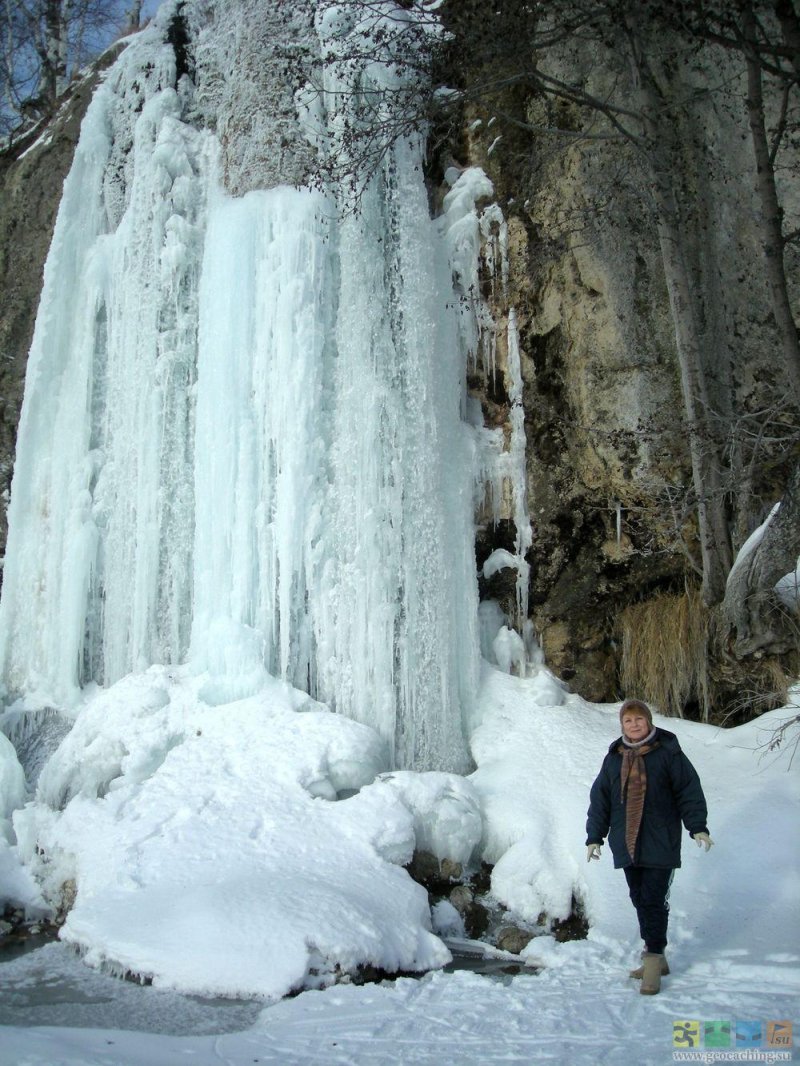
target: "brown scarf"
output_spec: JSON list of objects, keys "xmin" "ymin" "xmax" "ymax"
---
[{"xmin": 619, "ymin": 735, "xmax": 659, "ymax": 862}]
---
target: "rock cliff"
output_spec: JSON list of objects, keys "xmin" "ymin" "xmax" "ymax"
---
[{"xmin": 433, "ymin": 3, "xmax": 799, "ymax": 716}]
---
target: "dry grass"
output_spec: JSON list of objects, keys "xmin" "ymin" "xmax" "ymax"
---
[
  {"xmin": 711, "ymin": 653, "xmax": 794, "ymax": 726},
  {"xmin": 620, "ymin": 586, "xmax": 711, "ymax": 720},
  {"xmin": 620, "ymin": 588, "xmax": 796, "ymax": 723}
]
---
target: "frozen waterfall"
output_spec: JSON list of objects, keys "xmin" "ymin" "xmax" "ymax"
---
[{"xmin": 0, "ymin": 1, "xmax": 486, "ymax": 771}]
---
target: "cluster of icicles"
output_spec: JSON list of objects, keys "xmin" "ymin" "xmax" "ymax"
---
[{"xmin": 0, "ymin": 0, "xmax": 531, "ymax": 771}]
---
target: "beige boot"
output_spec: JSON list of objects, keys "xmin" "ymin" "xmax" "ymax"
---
[
  {"xmin": 629, "ymin": 952, "xmax": 669, "ymax": 979},
  {"xmin": 640, "ymin": 953, "xmax": 665, "ymax": 995}
]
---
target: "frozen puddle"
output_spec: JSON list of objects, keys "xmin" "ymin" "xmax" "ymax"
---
[
  {"xmin": 0, "ymin": 937, "xmax": 535, "ymax": 1034},
  {"xmin": 0, "ymin": 942, "xmax": 264, "ymax": 1035}
]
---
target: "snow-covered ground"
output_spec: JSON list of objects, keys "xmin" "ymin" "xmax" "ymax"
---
[
  {"xmin": 2, "ymin": 663, "xmax": 798, "ymax": 1064},
  {"xmin": 4, "ymin": 954, "xmax": 795, "ymax": 1066}
]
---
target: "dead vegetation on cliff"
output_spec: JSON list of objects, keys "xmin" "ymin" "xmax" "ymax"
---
[{"xmin": 620, "ymin": 585, "xmax": 796, "ymax": 722}]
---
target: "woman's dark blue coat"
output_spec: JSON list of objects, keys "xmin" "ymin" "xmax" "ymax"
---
[{"xmin": 585, "ymin": 727, "xmax": 709, "ymax": 869}]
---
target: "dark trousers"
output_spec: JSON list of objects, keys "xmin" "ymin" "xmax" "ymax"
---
[{"xmin": 624, "ymin": 866, "xmax": 674, "ymax": 954}]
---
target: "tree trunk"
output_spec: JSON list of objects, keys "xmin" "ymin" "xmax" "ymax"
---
[
  {"xmin": 624, "ymin": 15, "xmax": 733, "ymax": 604},
  {"xmin": 647, "ymin": 159, "xmax": 734, "ymax": 604},
  {"xmin": 41, "ymin": 0, "xmax": 69, "ymax": 105},
  {"xmin": 774, "ymin": 0, "xmax": 800, "ymax": 81},
  {"xmin": 127, "ymin": 2, "xmax": 143, "ymax": 33},
  {"xmin": 740, "ymin": 0, "xmax": 800, "ymax": 406}
]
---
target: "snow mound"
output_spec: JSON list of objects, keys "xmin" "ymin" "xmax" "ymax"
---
[
  {"xmin": 370, "ymin": 770, "xmax": 482, "ymax": 867},
  {"xmin": 0, "ymin": 730, "xmax": 26, "ymax": 835},
  {"xmin": 431, "ymin": 899, "xmax": 465, "ymax": 938},
  {"xmin": 470, "ymin": 665, "xmax": 598, "ymax": 924},
  {"xmin": 0, "ymin": 836, "xmax": 48, "ymax": 916},
  {"xmin": 14, "ymin": 668, "xmax": 450, "ymax": 998}
]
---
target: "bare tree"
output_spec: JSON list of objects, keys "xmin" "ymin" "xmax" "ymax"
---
[
  {"xmin": 125, "ymin": 1, "xmax": 142, "ymax": 34},
  {"xmin": 1, "ymin": 0, "xmax": 133, "ymax": 136},
  {"xmin": 666, "ymin": 0, "xmax": 800, "ymax": 653},
  {"xmin": 673, "ymin": 0, "xmax": 800, "ymax": 404}
]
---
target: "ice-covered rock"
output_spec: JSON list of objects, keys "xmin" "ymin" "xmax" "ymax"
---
[{"xmin": 0, "ymin": 730, "xmax": 47, "ymax": 915}]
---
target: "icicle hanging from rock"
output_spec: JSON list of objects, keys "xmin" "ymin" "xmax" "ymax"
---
[{"xmin": 441, "ymin": 165, "xmax": 534, "ymax": 672}]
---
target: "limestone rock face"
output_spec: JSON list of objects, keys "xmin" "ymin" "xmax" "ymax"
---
[
  {"xmin": 445, "ymin": 22, "xmax": 799, "ymax": 707},
  {"xmin": 455, "ymin": 137, "xmax": 689, "ymax": 697}
]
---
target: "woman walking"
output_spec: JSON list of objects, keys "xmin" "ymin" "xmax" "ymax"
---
[{"xmin": 586, "ymin": 699, "xmax": 713, "ymax": 994}]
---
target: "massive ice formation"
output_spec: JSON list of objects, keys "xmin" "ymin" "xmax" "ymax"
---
[{"xmin": 0, "ymin": 0, "xmax": 490, "ymax": 772}]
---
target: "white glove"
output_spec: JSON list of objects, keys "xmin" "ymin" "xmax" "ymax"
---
[
  {"xmin": 586, "ymin": 843, "xmax": 602, "ymax": 862},
  {"xmin": 694, "ymin": 832, "xmax": 714, "ymax": 851}
]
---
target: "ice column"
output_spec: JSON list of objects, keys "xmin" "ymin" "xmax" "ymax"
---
[
  {"xmin": 190, "ymin": 157, "xmax": 478, "ymax": 770},
  {"xmin": 190, "ymin": 187, "xmax": 334, "ymax": 705},
  {"xmin": 301, "ymin": 2, "xmax": 479, "ymax": 769},
  {"xmin": 0, "ymin": 27, "xmax": 212, "ymax": 705}
]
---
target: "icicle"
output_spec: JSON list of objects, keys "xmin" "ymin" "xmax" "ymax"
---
[
  {"xmin": 442, "ymin": 168, "xmax": 533, "ymax": 628},
  {"xmin": 189, "ymin": 186, "xmax": 334, "ymax": 707},
  {"xmin": 506, "ymin": 310, "xmax": 532, "ymax": 622}
]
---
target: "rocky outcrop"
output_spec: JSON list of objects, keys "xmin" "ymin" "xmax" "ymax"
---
[{"xmin": 436, "ymin": 13, "xmax": 799, "ymax": 715}]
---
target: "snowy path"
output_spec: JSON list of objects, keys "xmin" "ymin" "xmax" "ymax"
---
[{"xmin": 3, "ymin": 935, "xmax": 798, "ymax": 1065}]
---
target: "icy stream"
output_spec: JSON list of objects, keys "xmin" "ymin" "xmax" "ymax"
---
[
  {"xmin": 0, "ymin": 942, "xmax": 264, "ymax": 1035},
  {"xmin": 0, "ymin": 937, "xmax": 527, "ymax": 1037}
]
